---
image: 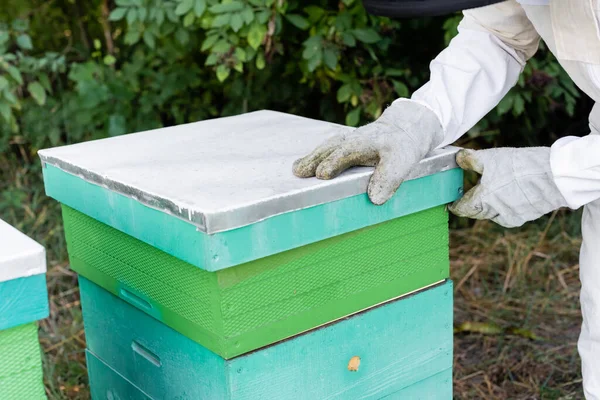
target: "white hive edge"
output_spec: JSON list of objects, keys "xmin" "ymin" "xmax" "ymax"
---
[
  {"xmin": 0, "ymin": 219, "xmax": 47, "ymax": 283},
  {"xmin": 39, "ymin": 110, "xmax": 459, "ymax": 234}
]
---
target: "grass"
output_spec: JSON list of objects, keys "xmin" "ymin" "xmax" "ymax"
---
[{"xmin": 0, "ymin": 152, "xmax": 585, "ymax": 400}]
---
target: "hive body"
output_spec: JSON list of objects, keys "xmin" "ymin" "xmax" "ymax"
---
[
  {"xmin": 81, "ymin": 277, "xmax": 453, "ymax": 399},
  {"xmin": 0, "ymin": 219, "xmax": 49, "ymax": 400},
  {"xmin": 39, "ymin": 111, "xmax": 462, "ymax": 399},
  {"xmin": 64, "ymin": 204, "xmax": 449, "ymax": 358}
]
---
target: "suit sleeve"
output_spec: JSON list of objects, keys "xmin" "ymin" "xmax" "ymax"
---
[{"xmin": 394, "ymin": 0, "xmax": 541, "ymax": 148}]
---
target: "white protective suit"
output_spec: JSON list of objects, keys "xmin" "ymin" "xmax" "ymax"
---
[{"xmin": 394, "ymin": 0, "xmax": 600, "ymax": 397}]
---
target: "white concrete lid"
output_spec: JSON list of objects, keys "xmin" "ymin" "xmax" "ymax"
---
[
  {"xmin": 39, "ymin": 110, "xmax": 458, "ymax": 234},
  {"xmin": 0, "ymin": 219, "xmax": 47, "ymax": 283}
]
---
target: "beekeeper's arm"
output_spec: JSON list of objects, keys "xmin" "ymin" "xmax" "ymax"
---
[
  {"xmin": 406, "ymin": 0, "xmax": 540, "ymax": 147},
  {"xmin": 294, "ymin": 1, "xmax": 543, "ymax": 207}
]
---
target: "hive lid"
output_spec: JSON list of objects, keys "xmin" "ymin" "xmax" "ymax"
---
[
  {"xmin": 39, "ymin": 110, "xmax": 458, "ymax": 234},
  {"xmin": 0, "ymin": 219, "xmax": 47, "ymax": 282}
]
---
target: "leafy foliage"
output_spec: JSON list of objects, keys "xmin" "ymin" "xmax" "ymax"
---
[{"xmin": 0, "ymin": 0, "xmax": 592, "ymax": 162}]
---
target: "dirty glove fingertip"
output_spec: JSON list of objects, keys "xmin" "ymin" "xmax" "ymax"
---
[{"xmin": 292, "ymin": 157, "xmax": 316, "ymax": 178}]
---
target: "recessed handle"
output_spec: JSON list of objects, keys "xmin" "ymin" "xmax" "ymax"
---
[
  {"xmin": 120, "ymin": 288, "xmax": 153, "ymax": 311},
  {"xmin": 132, "ymin": 341, "xmax": 161, "ymax": 367}
]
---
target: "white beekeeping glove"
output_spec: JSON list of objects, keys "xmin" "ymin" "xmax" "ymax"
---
[
  {"xmin": 293, "ymin": 101, "xmax": 444, "ymax": 205},
  {"xmin": 449, "ymin": 147, "xmax": 569, "ymax": 228}
]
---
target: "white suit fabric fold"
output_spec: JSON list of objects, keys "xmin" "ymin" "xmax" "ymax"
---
[{"xmin": 399, "ymin": 1, "xmax": 600, "ymax": 397}]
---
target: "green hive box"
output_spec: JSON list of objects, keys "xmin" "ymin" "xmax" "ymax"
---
[
  {"xmin": 0, "ymin": 324, "xmax": 46, "ymax": 400},
  {"xmin": 0, "ymin": 219, "xmax": 49, "ymax": 400},
  {"xmin": 39, "ymin": 110, "xmax": 462, "ymax": 359}
]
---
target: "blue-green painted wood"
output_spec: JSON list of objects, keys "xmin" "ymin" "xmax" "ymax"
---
[
  {"xmin": 80, "ymin": 277, "xmax": 453, "ymax": 399},
  {"xmin": 87, "ymin": 351, "xmax": 151, "ymax": 400},
  {"xmin": 44, "ymin": 164, "xmax": 462, "ymax": 272},
  {"xmin": 87, "ymin": 350, "xmax": 452, "ymax": 400},
  {"xmin": 0, "ymin": 274, "xmax": 49, "ymax": 331},
  {"xmin": 381, "ymin": 369, "xmax": 452, "ymax": 399}
]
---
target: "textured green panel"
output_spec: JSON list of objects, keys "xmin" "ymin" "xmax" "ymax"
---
[
  {"xmin": 0, "ymin": 323, "xmax": 46, "ymax": 400},
  {"xmin": 64, "ymin": 205, "xmax": 449, "ymax": 358}
]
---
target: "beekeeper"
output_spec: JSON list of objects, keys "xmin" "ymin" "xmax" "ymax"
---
[{"xmin": 293, "ymin": 1, "xmax": 600, "ymax": 398}]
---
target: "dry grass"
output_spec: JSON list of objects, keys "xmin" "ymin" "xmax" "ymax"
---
[
  {"xmin": 0, "ymin": 153, "xmax": 587, "ymax": 399},
  {"xmin": 451, "ymin": 212, "xmax": 584, "ymax": 399}
]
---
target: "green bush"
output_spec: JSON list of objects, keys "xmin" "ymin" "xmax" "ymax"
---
[{"xmin": 0, "ymin": 0, "xmax": 592, "ymax": 159}]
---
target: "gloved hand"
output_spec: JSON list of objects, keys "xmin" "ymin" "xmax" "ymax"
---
[
  {"xmin": 293, "ymin": 101, "xmax": 444, "ymax": 205},
  {"xmin": 449, "ymin": 147, "xmax": 569, "ymax": 228}
]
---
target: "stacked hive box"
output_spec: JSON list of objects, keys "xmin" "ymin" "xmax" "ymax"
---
[
  {"xmin": 40, "ymin": 111, "xmax": 462, "ymax": 399},
  {"xmin": 0, "ymin": 219, "xmax": 49, "ymax": 400}
]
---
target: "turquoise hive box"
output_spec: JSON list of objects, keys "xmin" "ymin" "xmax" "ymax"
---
[
  {"xmin": 0, "ymin": 219, "xmax": 49, "ymax": 400},
  {"xmin": 39, "ymin": 110, "xmax": 462, "ymax": 399}
]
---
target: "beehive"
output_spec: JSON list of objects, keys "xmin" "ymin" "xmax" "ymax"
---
[
  {"xmin": 40, "ymin": 110, "xmax": 462, "ymax": 398},
  {"xmin": 0, "ymin": 219, "xmax": 49, "ymax": 400}
]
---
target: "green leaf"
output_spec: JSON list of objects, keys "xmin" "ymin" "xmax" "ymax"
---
[
  {"xmin": 16, "ymin": 34, "xmax": 33, "ymax": 50},
  {"xmin": 323, "ymin": 47, "xmax": 337, "ymax": 70},
  {"xmin": 231, "ymin": 13, "xmax": 244, "ymax": 32},
  {"xmin": 94, "ymin": 39, "xmax": 102, "ymax": 49},
  {"xmin": 513, "ymin": 94, "xmax": 525, "ymax": 116},
  {"xmin": 302, "ymin": 35, "xmax": 322, "ymax": 59},
  {"xmin": 175, "ymin": 0, "xmax": 194, "ymax": 16},
  {"xmin": 115, "ymin": 0, "xmax": 134, "ymax": 6},
  {"xmin": 3, "ymin": 90, "xmax": 17, "ymax": 104},
  {"xmin": 201, "ymin": 34, "xmax": 220, "ymax": 51},
  {"xmin": 212, "ymin": 39, "xmax": 230, "ymax": 53},
  {"xmin": 138, "ymin": 7, "xmax": 148, "ymax": 21},
  {"xmin": 143, "ymin": 30, "xmax": 156, "ymax": 48},
  {"xmin": 11, "ymin": 19, "xmax": 29, "ymax": 32},
  {"xmin": 183, "ymin": 11, "xmax": 195, "ymax": 27},
  {"xmin": 109, "ymin": 7, "xmax": 128, "ymax": 21},
  {"xmin": 257, "ymin": 10, "xmax": 270, "ymax": 24},
  {"xmin": 255, "ymin": 51, "xmax": 266, "ymax": 70},
  {"xmin": 205, "ymin": 53, "xmax": 218, "ymax": 66},
  {"xmin": 108, "ymin": 114, "xmax": 127, "ymax": 136},
  {"xmin": 351, "ymin": 29, "xmax": 381, "ymax": 44},
  {"xmin": 346, "ymin": 108, "xmax": 361, "ymax": 126},
  {"xmin": 307, "ymin": 52, "xmax": 322, "ymax": 72},
  {"xmin": 126, "ymin": 8, "xmax": 138, "ymax": 24},
  {"xmin": 392, "ymin": 80, "xmax": 409, "ymax": 97},
  {"xmin": 285, "ymin": 14, "xmax": 310, "ymax": 30},
  {"xmin": 385, "ymin": 68, "xmax": 404, "ymax": 77},
  {"xmin": 155, "ymin": 8, "xmax": 165, "ymax": 25},
  {"xmin": 0, "ymin": 31, "xmax": 9, "ymax": 46},
  {"xmin": 166, "ymin": 7, "xmax": 179, "ymax": 22},
  {"xmin": 27, "ymin": 81, "xmax": 46, "ymax": 106},
  {"xmin": 37, "ymin": 72, "xmax": 52, "ymax": 93},
  {"xmin": 337, "ymin": 83, "xmax": 352, "ymax": 103},
  {"xmin": 0, "ymin": 76, "xmax": 8, "ymax": 91},
  {"xmin": 242, "ymin": 8, "xmax": 254, "ymax": 24},
  {"xmin": 304, "ymin": 6, "xmax": 325, "ymax": 22},
  {"xmin": 212, "ymin": 13, "xmax": 231, "ymax": 28},
  {"xmin": 6, "ymin": 66, "xmax": 23, "ymax": 85},
  {"xmin": 233, "ymin": 61, "xmax": 243, "ymax": 72},
  {"xmin": 124, "ymin": 30, "xmax": 141, "ymax": 44},
  {"xmin": 103, "ymin": 54, "xmax": 117, "ymax": 66},
  {"xmin": 342, "ymin": 32, "xmax": 356, "ymax": 47},
  {"xmin": 0, "ymin": 101, "xmax": 10, "ymax": 122},
  {"xmin": 234, "ymin": 47, "xmax": 246, "ymax": 61},
  {"xmin": 247, "ymin": 22, "xmax": 266, "ymax": 50},
  {"xmin": 496, "ymin": 95, "xmax": 514, "ymax": 116},
  {"xmin": 209, "ymin": 1, "xmax": 244, "ymax": 14},
  {"xmin": 216, "ymin": 64, "xmax": 231, "ymax": 82},
  {"xmin": 175, "ymin": 28, "xmax": 190, "ymax": 45},
  {"xmin": 194, "ymin": 0, "xmax": 207, "ymax": 17}
]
